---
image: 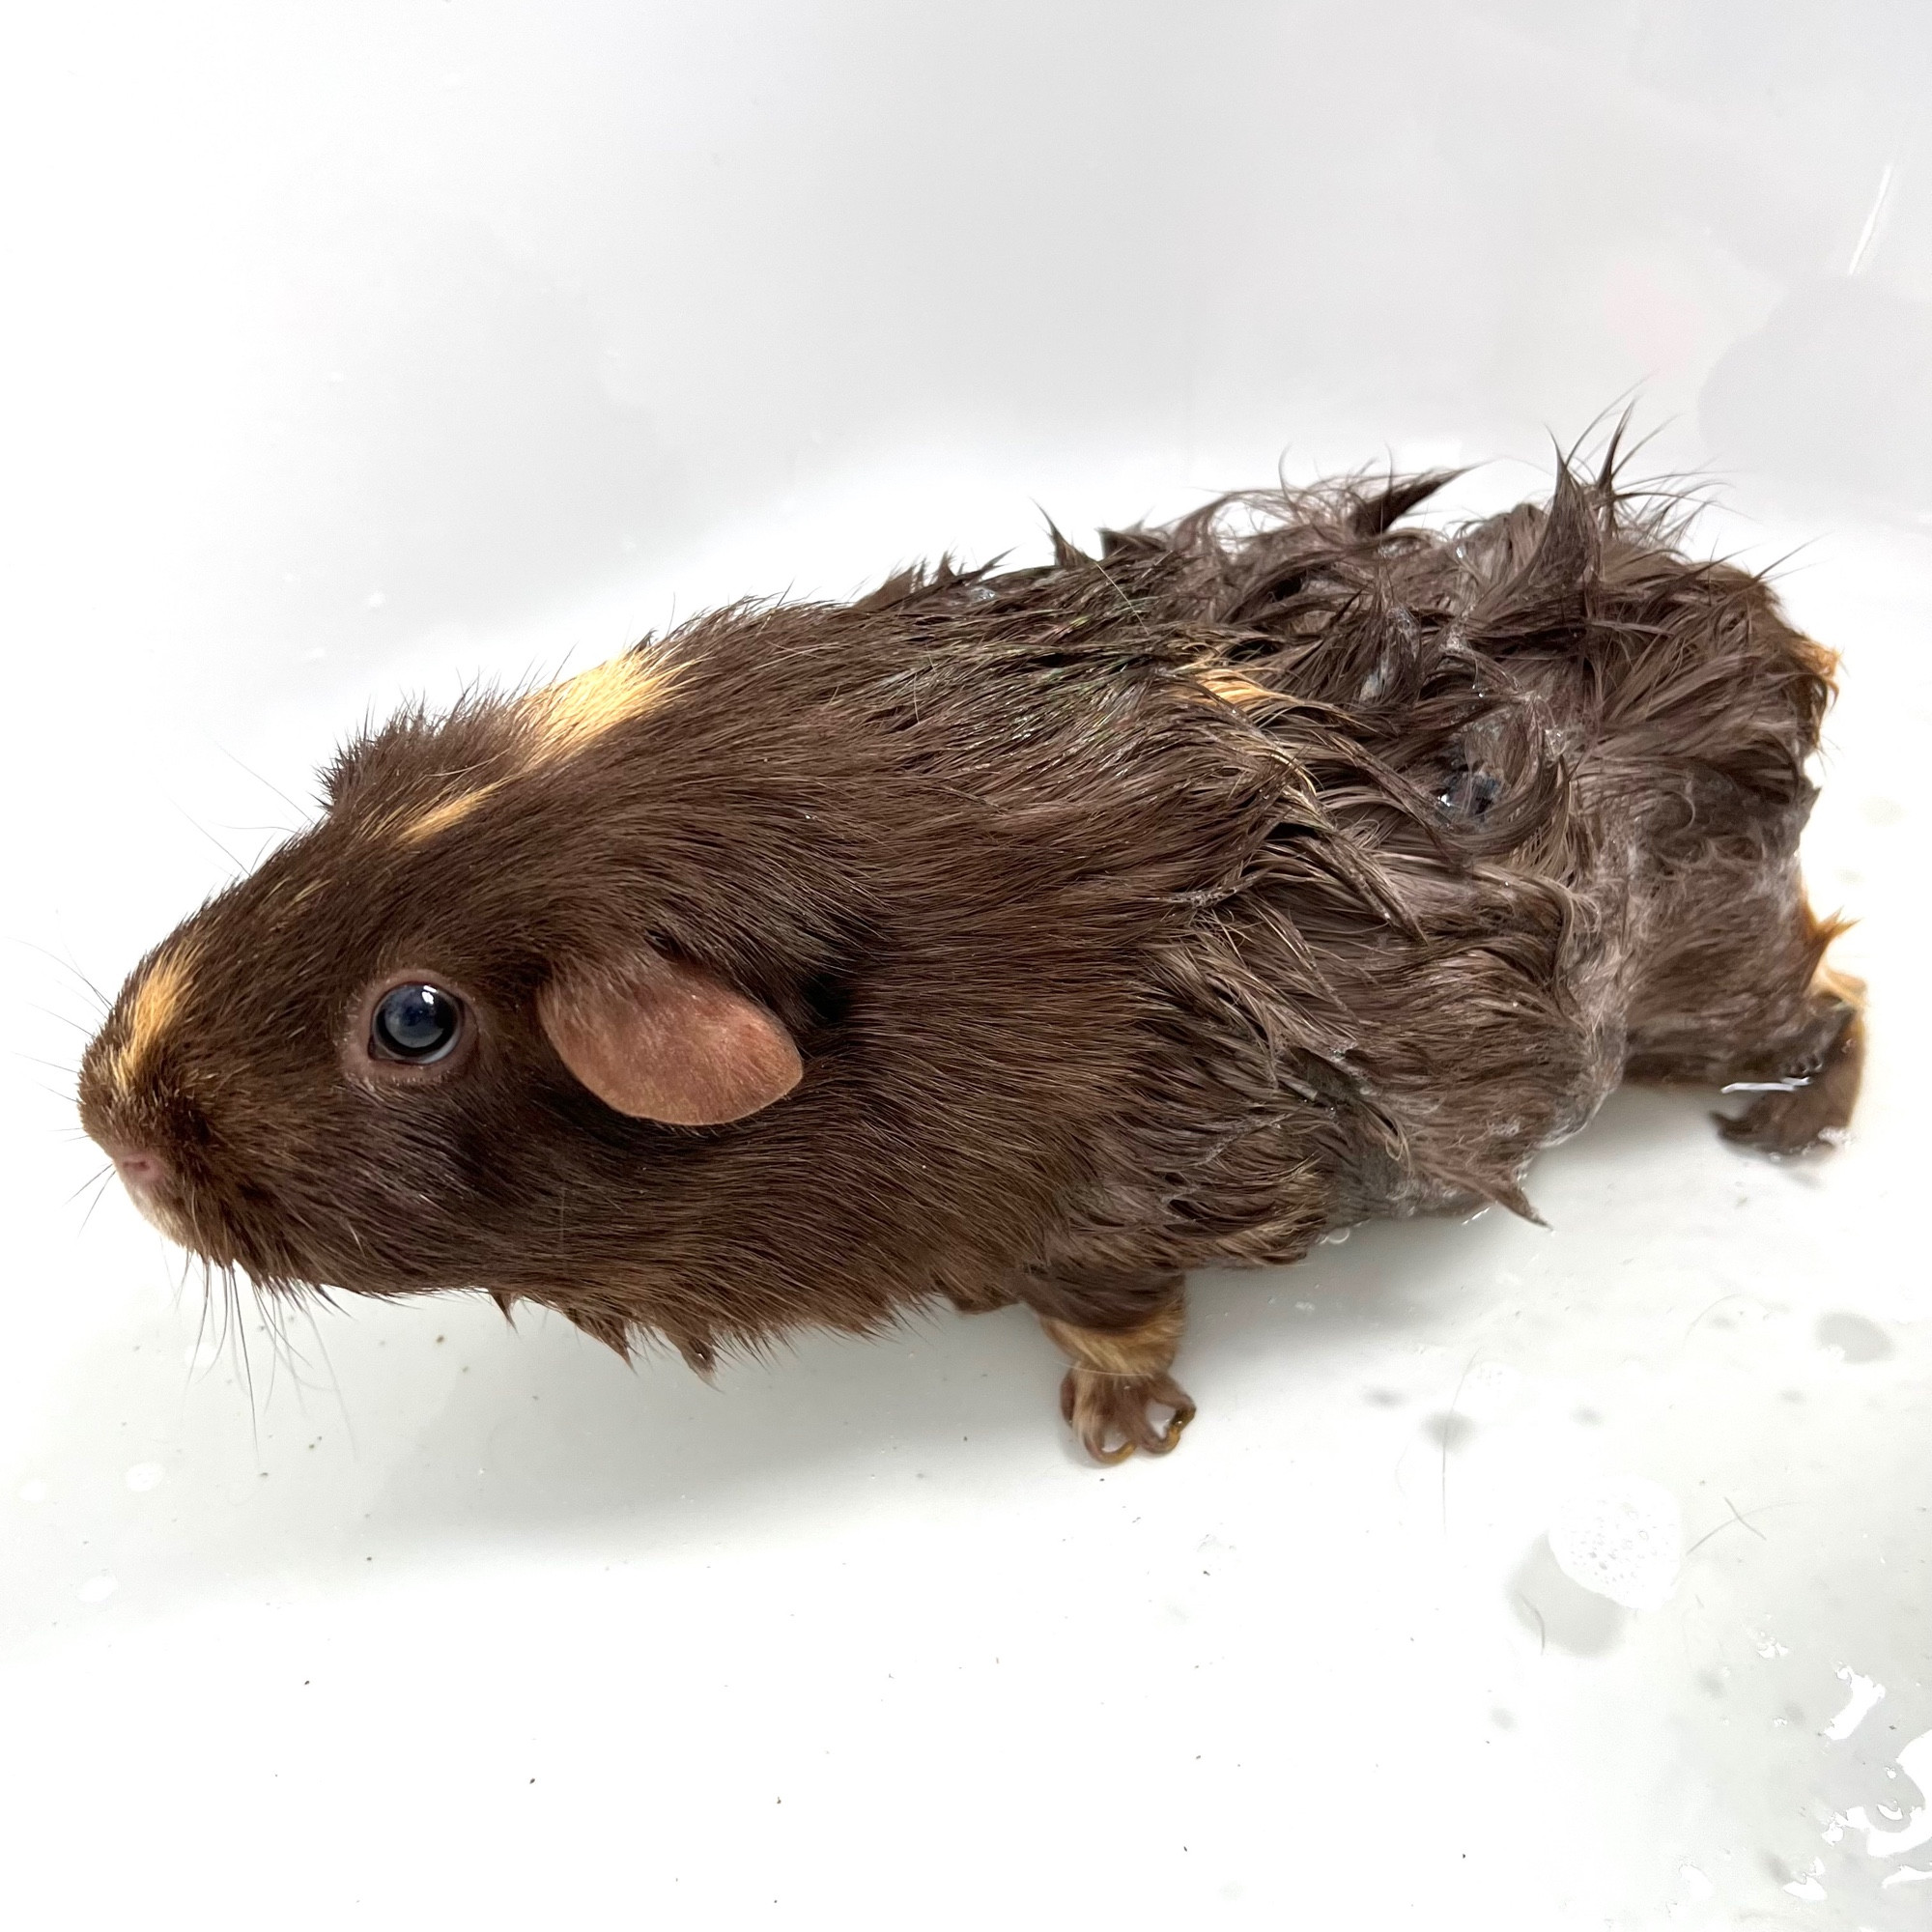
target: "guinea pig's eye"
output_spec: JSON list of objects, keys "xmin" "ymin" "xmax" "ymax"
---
[{"xmin": 369, "ymin": 982, "xmax": 465, "ymax": 1065}]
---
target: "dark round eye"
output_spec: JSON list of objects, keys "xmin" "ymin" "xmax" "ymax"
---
[{"xmin": 370, "ymin": 983, "xmax": 464, "ymax": 1065}]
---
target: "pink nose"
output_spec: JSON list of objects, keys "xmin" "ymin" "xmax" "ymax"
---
[{"xmin": 107, "ymin": 1144, "xmax": 169, "ymax": 1194}]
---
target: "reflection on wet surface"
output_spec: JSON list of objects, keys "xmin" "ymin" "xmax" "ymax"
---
[{"xmin": 7, "ymin": 998, "xmax": 1927, "ymax": 1925}]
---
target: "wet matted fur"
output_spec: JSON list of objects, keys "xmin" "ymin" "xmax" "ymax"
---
[{"xmin": 79, "ymin": 453, "xmax": 1861, "ymax": 1462}]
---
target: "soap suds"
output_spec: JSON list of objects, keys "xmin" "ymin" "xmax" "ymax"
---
[{"xmin": 1548, "ymin": 1476, "xmax": 1682, "ymax": 1611}]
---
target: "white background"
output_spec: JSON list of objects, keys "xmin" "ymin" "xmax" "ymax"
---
[{"xmin": 3, "ymin": 5, "xmax": 1929, "ymax": 1926}]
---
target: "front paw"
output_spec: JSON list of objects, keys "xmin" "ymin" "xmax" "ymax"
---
[{"xmin": 1059, "ymin": 1366, "xmax": 1196, "ymax": 1464}]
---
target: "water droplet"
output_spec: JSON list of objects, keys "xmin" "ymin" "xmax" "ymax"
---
[
  {"xmin": 124, "ymin": 1463, "xmax": 164, "ymax": 1493},
  {"xmin": 1423, "ymin": 1412, "xmax": 1477, "ymax": 1451},
  {"xmin": 1824, "ymin": 1666, "xmax": 1887, "ymax": 1741},
  {"xmin": 1817, "ymin": 1312, "xmax": 1891, "ymax": 1363},
  {"xmin": 78, "ymin": 1575, "xmax": 118, "ymax": 1605},
  {"xmin": 18, "ymin": 1479, "xmax": 48, "ymax": 1504}
]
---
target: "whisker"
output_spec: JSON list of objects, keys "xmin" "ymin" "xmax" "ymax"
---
[
  {"xmin": 76, "ymin": 1169, "xmax": 117, "ymax": 1232},
  {"xmin": 293, "ymin": 1297, "xmax": 357, "ymax": 1457},
  {"xmin": 211, "ymin": 740, "xmax": 310, "ymax": 824},
  {"xmin": 13, "ymin": 940, "xmax": 112, "ymax": 1017},
  {"xmin": 17, "ymin": 1051, "xmax": 81, "ymax": 1075},
  {"xmin": 259, "ymin": 1283, "xmax": 292, "ymax": 1406},
  {"xmin": 171, "ymin": 801, "xmax": 248, "ymax": 876},
  {"xmin": 253, "ymin": 1284, "xmax": 323, "ymax": 1405},
  {"xmin": 69, "ymin": 1161, "xmax": 112, "ymax": 1205},
  {"xmin": 188, "ymin": 1254, "xmax": 214, "ymax": 1380},
  {"xmin": 26, "ymin": 1004, "xmax": 96, "ymax": 1038},
  {"xmin": 228, "ymin": 1270, "xmax": 261, "ymax": 1463}
]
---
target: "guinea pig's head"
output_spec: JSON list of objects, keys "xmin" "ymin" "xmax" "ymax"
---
[{"xmin": 75, "ymin": 652, "xmax": 810, "ymax": 1303}]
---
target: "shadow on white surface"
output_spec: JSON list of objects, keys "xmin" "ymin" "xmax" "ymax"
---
[{"xmin": 8, "ymin": 1074, "xmax": 1931, "ymax": 1925}]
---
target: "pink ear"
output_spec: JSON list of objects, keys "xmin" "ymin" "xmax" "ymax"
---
[{"xmin": 537, "ymin": 954, "xmax": 802, "ymax": 1126}]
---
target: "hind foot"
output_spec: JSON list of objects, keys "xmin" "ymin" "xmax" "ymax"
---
[
  {"xmin": 1038, "ymin": 1294, "xmax": 1195, "ymax": 1465},
  {"xmin": 1717, "ymin": 977, "xmax": 1864, "ymax": 1155}
]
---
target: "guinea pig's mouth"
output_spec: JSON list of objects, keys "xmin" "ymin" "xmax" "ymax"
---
[
  {"xmin": 99, "ymin": 1159, "xmax": 364, "ymax": 1299},
  {"xmin": 120, "ymin": 1168, "xmax": 219, "ymax": 1259},
  {"xmin": 128, "ymin": 1186, "xmax": 193, "ymax": 1249},
  {"xmin": 96, "ymin": 1141, "xmax": 257, "ymax": 1273},
  {"xmin": 96, "ymin": 1141, "xmax": 185, "ymax": 1241}
]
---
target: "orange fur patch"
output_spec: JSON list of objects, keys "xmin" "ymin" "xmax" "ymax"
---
[
  {"xmin": 1797, "ymin": 631, "xmax": 1842, "ymax": 694},
  {"xmin": 1815, "ymin": 958, "xmax": 1866, "ymax": 1010},
  {"xmin": 520, "ymin": 652, "xmax": 682, "ymax": 764},
  {"xmin": 399, "ymin": 781, "xmax": 503, "ymax": 845},
  {"xmin": 1198, "ymin": 667, "xmax": 1277, "ymax": 709},
  {"xmin": 111, "ymin": 948, "xmax": 193, "ymax": 1093},
  {"xmin": 380, "ymin": 653, "xmax": 681, "ymax": 847}
]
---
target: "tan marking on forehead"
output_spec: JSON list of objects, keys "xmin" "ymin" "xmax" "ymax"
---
[
  {"xmin": 520, "ymin": 652, "xmax": 681, "ymax": 764},
  {"xmin": 398, "ymin": 781, "xmax": 502, "ymax": 845},
  {"xmin": 110, "ymin": 947, "xmax": 194, "ymax": 1094},
  {"xmin": 360, "ymin": 650, "xmax": 681, "ymax": 850}
]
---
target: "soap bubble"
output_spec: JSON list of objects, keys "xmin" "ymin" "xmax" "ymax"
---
[{"xmin": 1548, "ymin": 1475, "xmax": 1682, "ymax": 1611}]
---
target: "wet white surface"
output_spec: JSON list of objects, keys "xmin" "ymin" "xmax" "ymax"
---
[{"xmin": 3, "ymin": 6, "xmax": 1930, "ymax": 1927}]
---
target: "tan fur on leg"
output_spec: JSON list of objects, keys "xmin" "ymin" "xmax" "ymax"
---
[{"xmin": 1040, "ymin": 1296, "xmax": 1196, "ymax": 1464}]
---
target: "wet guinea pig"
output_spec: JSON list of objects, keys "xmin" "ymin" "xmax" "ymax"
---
[{"xmin": 79, "ymin": 458, "xmax": 1863, "ymax": 1463}]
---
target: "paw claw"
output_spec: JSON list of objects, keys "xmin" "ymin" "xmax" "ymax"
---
[
  {"xmin": 1715, "ymin": 1006, "xmax": 1863, "ymax": 1156},
  {"xmin": 1060, "ymin": 1366, "xmax": 1196, "ymax": 1464}
]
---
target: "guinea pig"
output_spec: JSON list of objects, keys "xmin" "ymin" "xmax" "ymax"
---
[{"xmin": 77, "ymin": 455, "xmax": 1862, "ymax": 1463}]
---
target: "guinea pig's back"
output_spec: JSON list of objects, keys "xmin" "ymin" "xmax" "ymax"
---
[{"xmin": 1116, "ymin": 468, "xmax": 1828, "ymax": 1231}]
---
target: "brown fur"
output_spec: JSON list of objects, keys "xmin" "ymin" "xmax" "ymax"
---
[{"xmin": 77, "ymin": 450, "xmax": 1862, "ymax": 1462}]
